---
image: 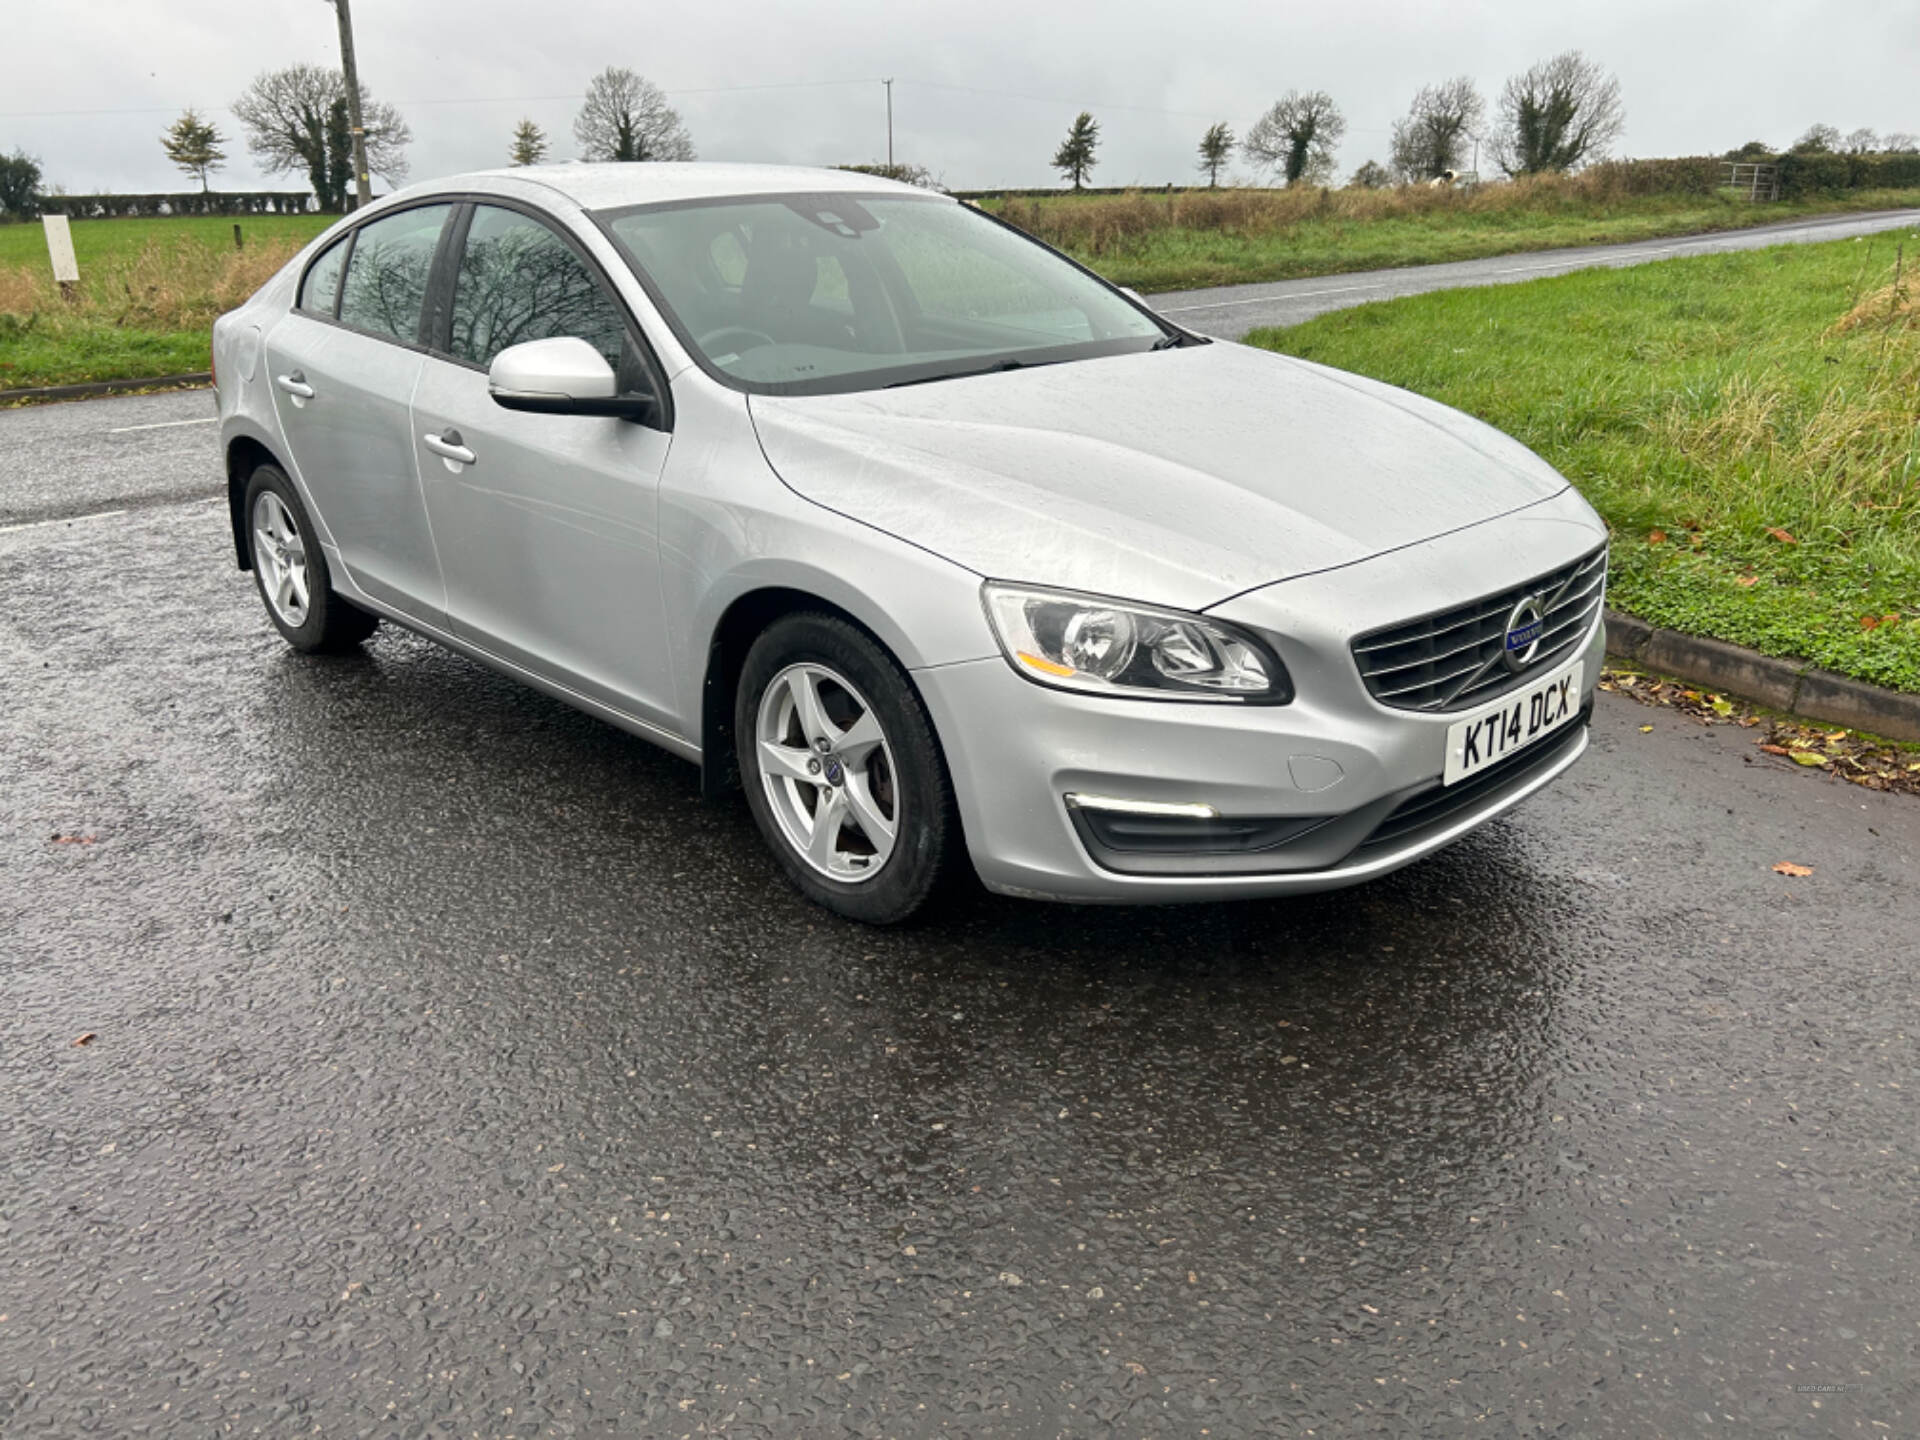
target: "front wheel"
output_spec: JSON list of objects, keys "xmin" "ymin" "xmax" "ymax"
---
[{"xmin": 736, "ymin": 614, "xmax": 960, "ymax": 924}]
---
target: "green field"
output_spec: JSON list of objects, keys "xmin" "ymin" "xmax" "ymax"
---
[
  {"xmin": 0, "ymin": 214, "xmax": 332, "ymax": 390},
  {"xmin": 985, "ymin": 185, "xmax": 1920, "ymax": 293},
  {"xmin": 0, "ymin": 212, "xmax": 333, "ymax": 268},
  {"xmin": 1250, "ymin": 233, "xmax": 1920, "ymax": 694}
]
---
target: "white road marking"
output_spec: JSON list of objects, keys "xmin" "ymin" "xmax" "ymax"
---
[
  {"xmin": 108, "ymin": 416, "xmax": 217, "ymax": 434},
  {"xmin": 0, "ymin": 508, "xmax": 127, "ymax": 535},
  {"xmin": 0, "ymin": 495, "xmax": 219, "ymax": 537}
]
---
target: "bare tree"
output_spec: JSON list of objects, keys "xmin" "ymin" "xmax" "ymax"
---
[
  {"xmin": 1244, "ymin": 91, "xmax": 1346, "ymax": 186},
  {"xmin": 233, "ymin": 64, "xmax": 410, "ymax": 211},
  {"xmin": 509, "ymin": 118, "xmax": 549, "ymax": 167},
  {"xmin": 1790, "ymin": 122, "xmax": 1841, "ymax": 154},
  {"xmin": 1390, "ymin": 78, "xmax": 1484, "ymax": 182},
  {"xmin": 1196, "ymin": 122, "xmax": 1235, "ymax": 187},
  {"xmin": 161, "ymin": 108, "xmax": 227, "ymax": 192},
  {"xmin": 1489, "ymin": 51, "xmax": 1624, "ymax": 175},
  {"xmin": 1843, "ymin": 127, "xmax": 1881, "ymax": 155},
  {"xmin": 1883, "ymin": 131, "xmax": 1919, "ymax": 154},
  {"xmin": 1052, "ymin": 112, "xmax": 1100, "ymax": 190},
  {"xmin": 574, "ymin": 68, "xmax": 694, "ymax": 162},
  {"xmin": 1347, "ymin": 159, "xmax": 1391, "ymax": 189}
]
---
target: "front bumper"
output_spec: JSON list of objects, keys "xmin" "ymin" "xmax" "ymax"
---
[{"xmin": 916, "ymin": 562, "xmax": 1606, "ymax": 903}]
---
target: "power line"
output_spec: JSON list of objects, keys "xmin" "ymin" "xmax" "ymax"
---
[{"xmin": 0, "ymin": 77, "xmax": 882, "ymax": 121}]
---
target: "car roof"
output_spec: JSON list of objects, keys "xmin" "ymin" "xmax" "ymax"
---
[{"xmin": 408, "ymin": 161, "xmax": 937, "ymax": 212}]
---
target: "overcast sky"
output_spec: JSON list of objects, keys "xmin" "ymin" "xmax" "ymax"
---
[{"xmin": 7, "ymin": 0, "xmax": 1917, "ymax": 195}]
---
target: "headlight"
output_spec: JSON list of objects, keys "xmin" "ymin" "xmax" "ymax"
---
[{"xmin": 982, "ymin": 583, "xmax": 1293, "ymax": 703}]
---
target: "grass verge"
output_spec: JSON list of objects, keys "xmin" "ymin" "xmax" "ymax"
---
[
  {"xmin": 0, "ymin": 216, "xmax": 328, "ymax": 389},
  {"xmin": 1249, "ymin": 231, "xmax": 1920, "ymax": 693},
  {"xmin": 984, "ymin": 182, "xmax": 1920, "ymax": 293}
]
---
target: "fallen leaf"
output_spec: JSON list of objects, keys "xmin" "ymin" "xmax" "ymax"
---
[
  {"xmin": 72, "ymin": 1032, "xmax": 96, "ymax": 1047},
  {"xmin": 1790, "ymin": 752, "xmax": 1829, "ymax": 767},
  {"xmin": 1765, "ymin": 527, "xmax": 1798, "ymax": 545},
  {"xmin": 1884, "ymin": 614, "xmax": 1903, "ymax": 628},
  {"xmin": 1759, "ymin": 743, "xmax": 1792, "ymax": 756},
  {"xmin": 1710, "ymin": 697, "xmax": 1734, "ymax": 716},
  {"xmin": 1640, "ymin": 724, "xmax": 1654, "ymax": 733},
  {"xmin": 1646, "ymin": 529, "xmax": 1668, "ymax": 546},
  {"xmin": 1772, "ymin": 862, "xmax": 1814, "ymax": 877},
  {"xmin": 1735, "ymin": 574, "xmax": 1759, "ymax": 587},
  {"xmin": 50, "ymin": 833, "xmax": 98, "ymax": 845},
  {"xmin": 1860, "ymin": 615, "xmax": 1881, "ymax": 630}
]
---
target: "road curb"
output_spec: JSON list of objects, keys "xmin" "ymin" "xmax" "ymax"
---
[
  {"xmin": 1603, "ymin": 609, "xmax": 1920, "ymax": 742},
  {"xmin": 0, "ymin": 373, "xmax": 212, "ymax": 404}
]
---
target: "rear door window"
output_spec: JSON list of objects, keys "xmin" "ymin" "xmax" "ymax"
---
[{"xmin": 337, "ymin": 204, "xmax": 453, "ymax": 345}]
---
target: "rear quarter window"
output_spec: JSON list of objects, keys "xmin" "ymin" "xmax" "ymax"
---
[{"xmin": 298, "ymin": 235, "xmax": 348, "ymax": 316}]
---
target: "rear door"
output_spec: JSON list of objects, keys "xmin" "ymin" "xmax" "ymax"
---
[
  {"xmin": 410, "ymin": 201, "xmax": 677, "ymax": 727},
  {"xmin": 263, "ymin": 202, "xmax": 454, "ymax": 625}
]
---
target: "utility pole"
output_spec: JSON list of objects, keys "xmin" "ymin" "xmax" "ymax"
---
[
  {"xmin": 884, "ymin": 78, "xmax": 893, "ymax": 170},
  {"xmin": 327, "ymin": 0, "xmax": 373, "ymax": 210}
]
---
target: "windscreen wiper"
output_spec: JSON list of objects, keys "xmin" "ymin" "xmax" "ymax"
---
[{"xmin": 887, "ymin": 357, "xmax": 1059, "ymax": 388}]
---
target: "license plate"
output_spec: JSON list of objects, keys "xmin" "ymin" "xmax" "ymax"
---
[{"xmin": 1443, "ymin": 660, "xmax": 1583, "ymax": 786}]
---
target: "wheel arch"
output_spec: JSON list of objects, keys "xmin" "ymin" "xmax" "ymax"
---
[
  {"xmin": 700, "ymin": 586, "xmax": 917, "ymax": 800},
  {"xmin": 225, "ymin": 435, "xmax": 284, "ymax": 571}
]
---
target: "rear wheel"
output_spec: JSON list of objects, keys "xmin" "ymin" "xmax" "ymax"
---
[
  {"xmin": 244, "ymin": 464, "xmax": 379, "ymax": 653},
  {"xmin": 736, "ymin": 614, "xmax": 959, "ymax": 924}
]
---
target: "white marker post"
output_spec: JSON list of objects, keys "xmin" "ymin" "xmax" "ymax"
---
[{"xmin": 42, "ymin": 214, "xmax": 79, "ymax": 303}]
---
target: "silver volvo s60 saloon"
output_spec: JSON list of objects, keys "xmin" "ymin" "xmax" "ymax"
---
[{"xmin": 212, "ymin": 163, "xmax": 1607, "ymax": 923}]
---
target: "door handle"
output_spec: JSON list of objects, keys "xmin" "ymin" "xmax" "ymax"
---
[
  {"xmin": 422, "ymin": 429, "xmax": 476, "ymax": 465},
  {"xmin": 274, "ymin": 370, "xmax": 315, "ymax": 399}
]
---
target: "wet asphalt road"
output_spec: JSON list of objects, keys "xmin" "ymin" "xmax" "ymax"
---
[
  {"xmin": 4, "ymin": 440, "xmax": 1920, "ymax": 1435},
  {"xmin": 1152, "ymin": 208, "xmax": 1920, "ymax": 338}
]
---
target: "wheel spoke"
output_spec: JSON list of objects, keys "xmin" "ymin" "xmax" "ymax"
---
[
  {"xmin": 841, "ymin": 771, "xmax": 896, "ymax": 861},
  {"xmin": 758, "ymin": 739, "xmax": 819, "ymax": 786},
  {"xmin": 836, "ymin": 708, "xmax": 885, "ymax": 764},
  {"xmin": 287, "ymin": 562, "xmax": 309, "ymax": 609},
  {"xmin": 807, "ymin": 790, "xmax": 847, "ymax": 868},
  {"xmin": 789, "ymin": 667, "xmax": 839, "ymax": 749}
]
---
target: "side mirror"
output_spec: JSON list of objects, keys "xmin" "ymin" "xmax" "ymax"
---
[{"xmin": 488, "ymin": 337, "xmax": 655, "ymax": 422}]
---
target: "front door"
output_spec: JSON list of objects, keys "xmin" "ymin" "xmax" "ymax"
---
[
  {"xmin": 264, "ymin": 202, "xmax": 454, "ymax": 625},
  {"xmin": 411, "ymin": 203, "xmax": 677, "ymax": 728}
]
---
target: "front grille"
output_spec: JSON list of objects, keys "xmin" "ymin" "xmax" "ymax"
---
[
  {"xmin": 1351, "ymin": 545, "xmax": 1607, "ymax": 712},
  {"xmin": 1350, "ymin": 711, "xmax": 1589, "ymax": 858}
]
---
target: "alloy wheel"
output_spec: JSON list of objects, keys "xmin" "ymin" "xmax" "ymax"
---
[
  {"xmin": 252, "ymin": 490, "xmax": 310, "ymax": 628},
  {"xmin": 754, "ymin": 662, "xmax": 899, "ymax": 881}
]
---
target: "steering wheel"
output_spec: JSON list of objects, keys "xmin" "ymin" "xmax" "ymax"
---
[{"xmin": 697, "ymin": 325, "xmax": 777, "ymax": 354}]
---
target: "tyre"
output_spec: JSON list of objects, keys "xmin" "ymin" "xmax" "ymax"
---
[
  {"xmin": 243, "ymin": 464, "xmax": 380, "ymax": 654},
  {"xmin": 736, "ymin": 613, "xmax": 960, "ymax": 924}
]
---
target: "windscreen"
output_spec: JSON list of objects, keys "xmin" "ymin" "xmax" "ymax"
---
[{"xmin": 600, "ymin": 193, "xmax": 1171, "ymax": 395}]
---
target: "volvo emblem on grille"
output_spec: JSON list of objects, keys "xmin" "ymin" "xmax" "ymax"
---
[{"xmin": 1501, "ymin": 596, "xmax": 1547, "ymax": 672}]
